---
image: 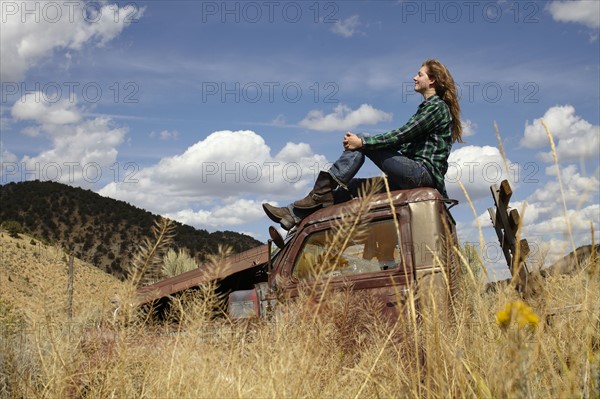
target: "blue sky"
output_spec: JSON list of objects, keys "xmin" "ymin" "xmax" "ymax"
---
[{"xmin": 1, "ymin": 0, "xmax": 599, "ymax": 279}]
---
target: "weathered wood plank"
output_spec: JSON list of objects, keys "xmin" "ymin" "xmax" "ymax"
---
[{"xmin": 489, "ymin": 180, "xmax": 530, "ymax": 294}]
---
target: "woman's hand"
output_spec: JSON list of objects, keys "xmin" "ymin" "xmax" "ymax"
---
[{"xmin": 343, "ymin": 132, "xmax": 363, "ymax": 151}]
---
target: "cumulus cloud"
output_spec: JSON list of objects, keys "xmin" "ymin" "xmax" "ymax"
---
[
  {"xmin": 528, "ymin": 205, "xmax": 599, "ymax": 237},
  {"xmin": 471, "ymin": 163, "xmax": 598, "ymax": 222},
  {"xmin": 517, "ymin": 202, "xmax": 599, "ymax": 267},
  {"xmin": 547, "ymin": 0, "xmax": 600, "ymax": 29},
  {"xmin": 98, "ymin": 130, "xmax": 329, "ymax": 228},
  {"xmin": 446, "ymin": 145, "xmax": 519, "ymax": 202},
  {"xmin": 514, "ymin": 166, "xmax": 596, "ymax": 267},
  {"xmin": 165, "ymin": 198, "xmax": 266, "ymax": 228},
  {"xmin": 299, "ymin": 103, "xmax": 393, "ymax": 132},
  {"xmin": 331, "ymin": 15, "xmax": 361, "ymax": 38},
  {"xmin": 521, "ymin": 105, "xmax": 599, "ymax": 162},
  {"xmin": 1, "ymin": 142, "xmax": 18, "ymax": 178},
  {"xmin": 481, "ymin": 163, "xmax": 600, "ymax": 266},
  {"xmin": 12, "ymin": 93, "xmax": 81, "ymax": 125},
  {"xmin": 9, "ymin": 92, "xmax": 126, "ymax": 186},
  {"xmin": 528, "ymin": 164, "xmax": 599, "ymax": 207},
  {"xmin": 1, "ymin": 2, "xmax": 143, "ymax": 81}
]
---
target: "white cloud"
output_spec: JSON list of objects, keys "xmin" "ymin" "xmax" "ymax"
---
[
  {"xmin": 462, "ymin": 119, "xmax": 477, "ymax": 137},
  {"xmin": 299, "ymin": 103, "xmax": 392, "ymax": 132},
  {"xmin": 528, "ymin": 205, "xmax": 599, "ymax": 237},
  {"xmin": 11, "ymin": 93, "xmax": 81, "ymax": 125},
  {"xmin": 1, "ymin": 142, "xmax": 18, "ymax": 178},
  {"xmin": 150, "ymin": 130, "xmax": 179, "ymax": 140},
  {"xmin": 20, "ymin": 116, "xmax": 127, "ymax": 186},
  {"xmin": 534, "ymin": 238, "xmax": 575, "ymax": 267},
  {"xmin": 331, "ymin": 15, "xmax": 361, "ymax": 38},
  {"xmin": 98, "ymin": 130, "xmax": 329, "ymax": 228},
  {"xmin": 165, "ymin": 198, "xmax": 265, "ymax": 228},
  {"xmin": 521, "ymin": 203, "xmax": 599, "ymax": 267},
  {"xmin": 528, "ymin": 164, "xmax": 599, "ymax": 207},
  {"xmin": 446, "ymin": 145, "xmax": 519, "ymax": 202},
  {"xmin": 0, "ymin": 108, "xmax": 10, "ymax": 132},
  {"xmin": 507, "ymin": 200, "xmax": 545, "ymax": 226},
  {"xmin": 10, "ymin": 93, "xmax": 126, "ymax": 186},
  {"xmin": 469, "ymin": 172, "xmax": 599, "ymax": 268},
  {"xmin": 474, "ymin": 199, "xmax": 544, "ymax": 229},
  {"xmin": 521, "ymin": 105, "xmax": 599, "ymax": 162},
  {"xmin": 1, "ymin": 2, "xmax": 143, "ymax": 81},
  {"xmin": 547, "ymin": 0, "xmax": 600, "ymax": 28},
  {"xmin": 491, "ymin": 163, "xmax": 600, "ymax": 266},
  {"xmin": 465, "ymin": 213, "xmax": 593, "ymax": 273},
  {"xmin": 271, "ymin": 114, "xmax": 286, "ymax": 126}
]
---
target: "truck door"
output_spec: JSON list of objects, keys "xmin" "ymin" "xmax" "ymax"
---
[{"xmin": 279, "ymin": 217, "xmax": 414, "ymax": 319}]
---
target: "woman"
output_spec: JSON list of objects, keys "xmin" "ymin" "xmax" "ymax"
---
[{"xmin": 264, "ymin": 59, "xmax": 462, "ymax": 230}]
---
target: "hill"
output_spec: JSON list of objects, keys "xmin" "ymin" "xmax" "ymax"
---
[
  {"xmin": 0, "ymin": 232, "xmax": 124, "ymax": 322},
  {"xmin": 0, "ymin": 181, "xmax": 262, "ymax": 279},
  {"xmin": 540, "ymin": 244, "xmax": 599, "ymax": 277}
]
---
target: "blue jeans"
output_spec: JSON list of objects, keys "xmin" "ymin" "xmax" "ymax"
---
[{"xmin": 287, "ymin": 133, "xmax": 434, "ymax": 223}]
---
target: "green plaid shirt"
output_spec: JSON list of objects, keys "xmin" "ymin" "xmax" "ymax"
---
[{"xmin": 362, "ymin": 94, "xmax": 453, "ymax": 197}]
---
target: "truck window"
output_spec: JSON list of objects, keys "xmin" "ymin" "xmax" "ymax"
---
[{"xmin": 293, "ymin": 219, "xmax": 404, "ymax": 280}]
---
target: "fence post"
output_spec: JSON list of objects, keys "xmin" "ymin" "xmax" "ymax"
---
[
  {"xmin": 67, "ymin": 254, "xmax": 74, "ymax": 320},
  {"xmin": 488, "ymin": 180, "xmax": 529, "ymax": 293}
]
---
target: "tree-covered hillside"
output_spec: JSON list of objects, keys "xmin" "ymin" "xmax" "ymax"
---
[{"xmin": 0, "ymin": 181, "xmax": 262, "ymax": 279}]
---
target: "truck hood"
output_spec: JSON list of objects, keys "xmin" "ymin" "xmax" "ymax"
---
[{"xmin": 136, "ymin": 244, "xmax": 269, "ymax": 305}]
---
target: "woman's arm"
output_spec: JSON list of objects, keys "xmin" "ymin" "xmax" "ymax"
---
[{"xmin": 363, "ymin": 99, "xmax": 446, "ymax": 150}]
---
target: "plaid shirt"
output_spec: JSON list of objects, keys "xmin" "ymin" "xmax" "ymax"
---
[{"xmin": 362, "ymin": 94, "xmax": 453, "ymax": 197}]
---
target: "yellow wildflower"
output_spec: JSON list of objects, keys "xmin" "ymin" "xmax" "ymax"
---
[
  {"xmin": 496, "ymin": 304, "xmax": 513, "ymax": 329},
  {"xmin": 496, "ymin": 300, "xmax": 539, "ymax": 330}
]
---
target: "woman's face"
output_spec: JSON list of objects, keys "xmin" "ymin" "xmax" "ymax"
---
[{"xmin": 413, "ymin": 66, "xmax": 434, "ymax": 95}]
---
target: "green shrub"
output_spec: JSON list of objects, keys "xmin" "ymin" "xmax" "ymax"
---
[
  {"xmin": 1, "ymin": 220, "xmax": 24, "ymax": 238},
  {"xmin": 162, "ymin": 248, "xmax": 198, "ymax": 277}
]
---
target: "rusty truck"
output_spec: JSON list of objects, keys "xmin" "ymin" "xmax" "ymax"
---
[{"xmin": 137, "ymin": 186, "xmax": 461, "ymax": 321}]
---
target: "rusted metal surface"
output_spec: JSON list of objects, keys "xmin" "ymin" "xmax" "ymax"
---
[
  {"xmin": 297, "ymin": 187, "xmax": 446, "ymax": 230},
  {"xmin": 265, "ymin": 187, "xmax": 457, "ymax": 321},
  {"xmin": 137, "ymin": 186, "xmax": 459, "ymax": 322},
  {"xmin": 137, "ymin": 244, "xmax": 269, "ymax": 305}
]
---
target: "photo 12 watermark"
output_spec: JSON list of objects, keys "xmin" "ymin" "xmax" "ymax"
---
[
  {"xmin": 1, "ymin": 81, "xmax": 140, "ymax": 104},
  {"xmin": 460, "ymin": 240, "xmax": 542, "ymax": 265},
  {"xmin": 1, "ymin": 161, "xmax": 140, "ymax": 185},
  {"xmin": 200, "ymin": 1, "xmax": 339, "ymax": 24},
  {"xmin": 399, "ymin": 1, "xmax": 540, "ymax": 24},
  {"xmin": 200, "ymin": 81, "xmax": 339, "ymax": 104},
  {"xmin": 445, "ymin": 161, "xmax": 540, "ymax": 184},
  {"xmin": 402, "ymin": 81, "xmax": 540, "ymax": 104},
  {"xmin": 197, "ymin": 161, "xmax": 332, "ymax": 184},
  {"xmin": 0, "ymin": 1, "xmax": 141, "ymax": 24},
  {"xmin": 0, "ymin": 160, "xmax": 541, "ymax": 188}
]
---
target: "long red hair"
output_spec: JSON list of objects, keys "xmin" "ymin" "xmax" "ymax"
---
[{"xmin": 423, "ymin": 59, "xmax": 462, "ymax": 143}]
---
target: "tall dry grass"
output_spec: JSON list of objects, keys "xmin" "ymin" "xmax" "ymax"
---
[
  {"xmin": 1, "ymin": 124, "xmax": 599, "ymax": 398},
  {"xmin": 1, "ymin": 248, "xmax": 598, "ymax": 398},
  {"xmin": 2, "ymin": 195, "xmax": 598, "ymax": 399}
]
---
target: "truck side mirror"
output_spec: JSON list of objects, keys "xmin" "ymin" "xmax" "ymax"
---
[{"xmin": 269, "ymin": 226, "xmax": 285, "ymax": 249}]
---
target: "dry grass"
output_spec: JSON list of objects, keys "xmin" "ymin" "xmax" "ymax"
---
[
  {"xmin": 1, "ymin": 219, "xmax": 599, "ymax": 399},
  {"xmin": 0, "ymin": 233, "xmax": 123, "ymax": 323},
  {"xmin": 1, "ymin": 121, "xmax": 598, "ymax": 398}
]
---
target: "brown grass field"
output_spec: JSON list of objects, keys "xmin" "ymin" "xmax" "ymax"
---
[{"xmin": 1, "ymin": 219, "xmax": 599, "ymax": 398}]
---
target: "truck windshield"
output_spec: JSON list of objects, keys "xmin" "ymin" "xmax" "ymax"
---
[{"xmin": 292, "ymin": 219, "xmax": 406, "ymax": 280}]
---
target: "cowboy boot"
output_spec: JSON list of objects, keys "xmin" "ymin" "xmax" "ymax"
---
[
  {"xmin": 262, "ymin": 203, "xmax": 296, "ymax": 231},
  {"xmin": 293, "ymin": 171, "xmax": 337, "ymax": 210}
]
